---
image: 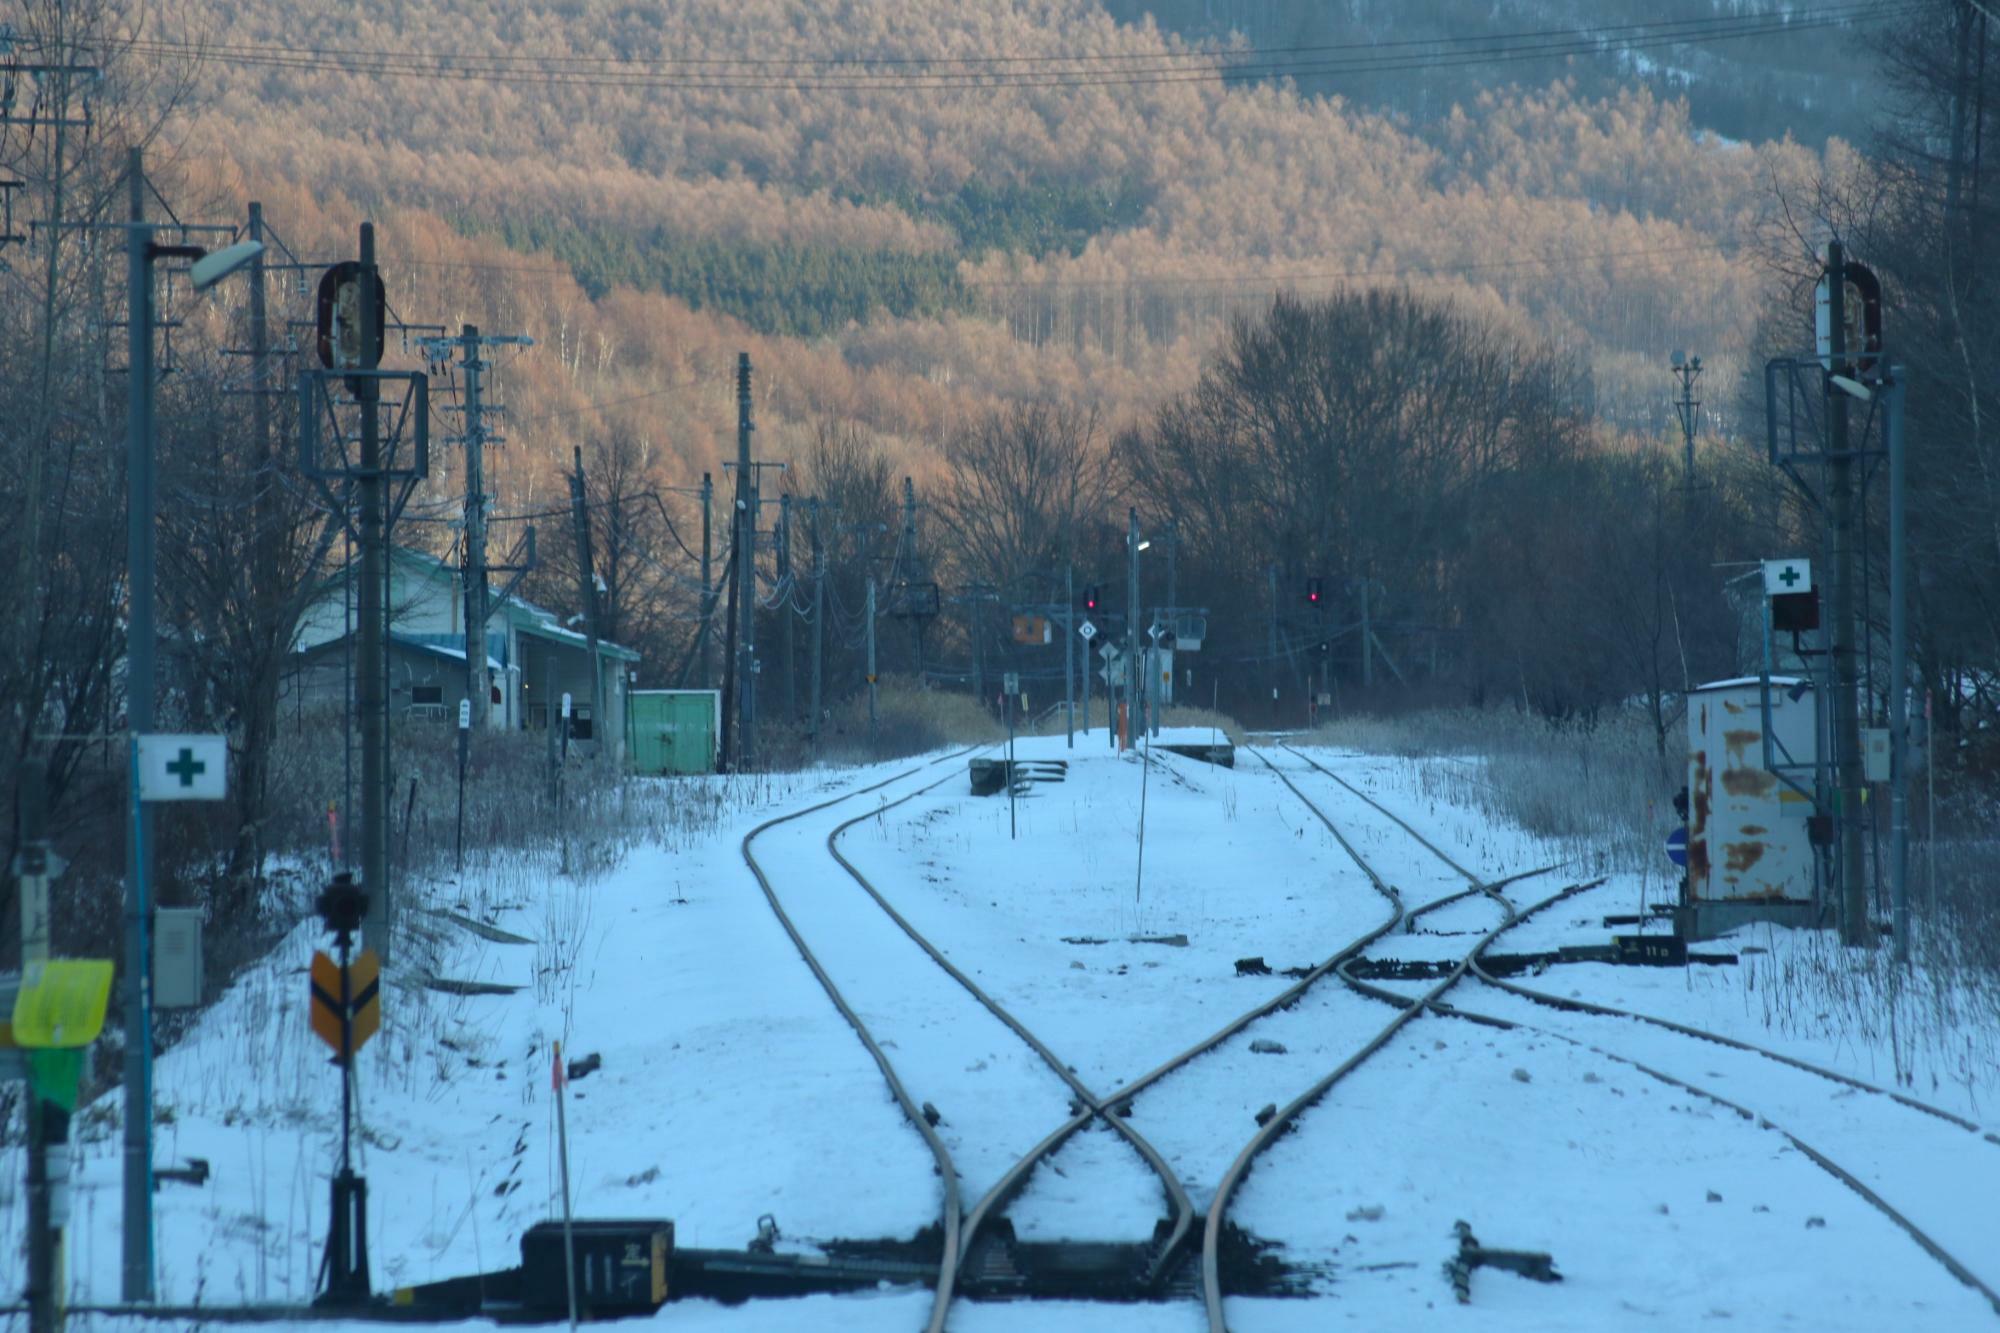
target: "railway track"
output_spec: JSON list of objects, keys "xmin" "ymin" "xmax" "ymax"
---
[
  {"xmin": 753, "ymin": 741, "xmax": 1553, "ymax": 1328},
  {"xmin": 1189, "ymin": 745, "xmax": 1579, "ymax": 1330},
  {"xmin": 1271, "ymin": 740, "xmax": 2000, "ymax": 1321},
  {"xmin": 749, "ymin": 741, "xmax": 1998, "ymax": 1328}
]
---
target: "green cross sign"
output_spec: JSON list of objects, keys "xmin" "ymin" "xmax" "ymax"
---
[
  {"xmin": 1763, "ymin": 558, "xmax": 1812, "ymax": 598},
  {"xmin": 166, "ymin": 748, "xmax": 207, "ymax": 787},
  {"xmin": 137, "ymin": 733, "xmax": 227, "ymax": 801}
]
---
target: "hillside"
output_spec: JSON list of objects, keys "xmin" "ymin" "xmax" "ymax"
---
[{"xmin": 147, "ymin": 1, "xmax": 1845, "ymax": 427}]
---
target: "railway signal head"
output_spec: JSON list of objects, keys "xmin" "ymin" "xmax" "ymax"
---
[
  {"xmin": 1085, "ymin": 585, "xmax": 1100, "ymax": 612},
  {"xmin": 1306, "ymin": 577, "xmax": 1323, "ymax": 607}
]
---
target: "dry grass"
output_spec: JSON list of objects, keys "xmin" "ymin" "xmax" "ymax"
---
[
  {"xmin": 1308, "ymin": 705, "xmax": 1677, "ymax": 875},
  {"xmin": 813, "ymin": 676, "xmax": 1005, "ymax": 763}
]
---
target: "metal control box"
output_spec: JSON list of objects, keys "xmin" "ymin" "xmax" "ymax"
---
[
  {"xmin": 521, "ymin": 1219, "xmax": 672, "ymax": 1314},
  {"xmin": 1687, "ymin": 678, "xmax": 1817, "ymax": 904}
]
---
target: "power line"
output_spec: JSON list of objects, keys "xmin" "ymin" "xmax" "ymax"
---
[
  {"xmin": 59, "ymin": 3, "xmax": 1901, "ymax": 71},
  {"xmin": 106, "ymin": 4, "xmax": 1915, "ymax": 94}
]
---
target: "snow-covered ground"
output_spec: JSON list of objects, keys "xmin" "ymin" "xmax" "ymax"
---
[{"xmin": 7, "ymin": 734, "xmax": 1996, "ymax": 1330}]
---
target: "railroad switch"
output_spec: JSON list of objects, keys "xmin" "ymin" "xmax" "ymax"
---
[{"xmin": 1444, "ymin": 1219, "xmax": 1560, "ymax": 1304}]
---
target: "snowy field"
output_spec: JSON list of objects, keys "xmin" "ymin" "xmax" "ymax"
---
[{"xmin": 6, "ymin": 734, "xmax": 1996, "ymax": 1331}]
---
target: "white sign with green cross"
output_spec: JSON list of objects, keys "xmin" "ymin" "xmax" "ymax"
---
[
  {"xmin": 1762, "ymin": 558, "xmax": 1811, "ymax": 597},
  {"xmin": 136, "ymin": 734, "xmax": 228, "ymax": 802}
]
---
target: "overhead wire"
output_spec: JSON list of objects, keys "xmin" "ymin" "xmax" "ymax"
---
[
  {"xmin": 106, "ymin": 4, "xmax": 1916, "ymax": 94},
  {"xmin": 61, "ymin": 4, "xmax": 1908, "ymax": 70}
]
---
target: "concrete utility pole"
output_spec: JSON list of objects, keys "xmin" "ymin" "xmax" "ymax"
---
[
  {"xmin": 422, "ymin": 324, "xmax": 532, "ymax": 727},
  {"xmin": 356, "ymin": 224, "xmax": 391, "ymax": 967},
  {"xmin": 779, "ymin": 492, "xmax": 796, "ymax": 724},
  {"xmin": 1885, "ymin": 365, "xmax": 1911, "ymax": 964},
  {"xmin": 567, "ymin": 446, "xmax": 607, "ymax": 755},
  {"xmin": 1359, "ymin": 578, "xmax": 1374, "ymax": 689},
  {"xmin": 1064, "ymin": 561, "xmax": 1075, "ymax": 747},
  {"xmin": 1825, "ymin": 241, "xmax": 1871, "ymax": 949},
  {"xmin": 901, "ymin": 477, "xmax": 924, "ymax": 679},
  {"xmin": 734, "ymin": 353, "xmax": 757, "ymax": 769},
  {"xmin": 1267, "ymin": 564, "xmax": 1280, "ymax": 727},
  {"xmin": 122, "ymin": 152, "xmax": 158, "ymax": 1300},
  {"xmin": 699, "ymin": 472, "xmax": 714, "ymax": 689},
  {"xmin": 1671, "ymin": 349, "xmax": 1703, "ymax": 488},
  {"xmin": 809, "ymin": 498, "xmax": 825, "ymax": 753},
  {"xmin": 1126, "ymin": 508, "xmax": 1142, "ymax": 745},
  {"xmin": 19, "ymin": 759, "xmax": 58, "ymax": 1333}
]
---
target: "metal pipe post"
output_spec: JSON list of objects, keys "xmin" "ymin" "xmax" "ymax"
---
[{"xmin": 121, "ymin": 146, "xmax": 157, "ymax": 1302}]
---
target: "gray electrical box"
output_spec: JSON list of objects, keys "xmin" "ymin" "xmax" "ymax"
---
[{"xmin": 153, "ymin": 908, "xmax": 204, "ymax": 1009}]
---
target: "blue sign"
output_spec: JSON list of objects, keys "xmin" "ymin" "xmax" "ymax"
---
[{"xmin": 1665, "ymin": 826, "xmax": 1689, "ymax": 869}]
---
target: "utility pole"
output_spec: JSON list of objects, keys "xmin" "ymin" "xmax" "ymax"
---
[
  {"xmin": 356, "ymin": 224, "xmax": 391, "ymax": 967},
  {"xmin": 19, "ymin": 758, "xmax": 59, "ymax": 1333},
  {"xmin": 122, "ymin": 151, "xmax": 158, "ymax": 1301},
  {"xmin": 901, "ymin": 477, "xmax": 924, "ymax": 679},
  {"xmin": 1267, "ymin": 564, "xmax": 1280, "ymax": 728},
  {"xmin": 779, "ymin": 493, "xmax": 796, "ymax": 725},
  {"xmin": 1360, "ymin": 578, "xmax": 1374, "ymax": 689},
  {"xmin": 1671, "ymin": 349, "xmax": 1703, "ymax": 489},
  {"xmin": 1825, "ymin": 241, "xmax": 1871, "ymax": 949},
  {"xmin": 1126, "ymin": 508, "xmax": 1142, "ymax": 747},
  {"xmin": 1064, "ymin": 561, "xmax": 1075, "ymax": 748},
  {"xmin": 699, "ymin": 472, "xmax": 714, "ymax": 689},
  {"xmin": 734, "ymin": 353, "xmax": 757, "ymax": 770},
  {"xmin": 568, "ymin": 446, "xmax": 607, "ymax": 756},
  {"xmin": 866, "ymin": 576, "xmax": 879, "ymax": 747},
  {"xmin": 809, "ymin": 498, "xmax": 825, "ymax": 753},
  {"xmin": 420, "ymin": 322, "xmax": 532, "ymax": 728},
  {"xmin": 417, "ymin": 324, "xmax": 533, "ymax": 729},
  {"xmin": 1885, "ymin": 364, "xmax": 1911, "ymax": 965}
]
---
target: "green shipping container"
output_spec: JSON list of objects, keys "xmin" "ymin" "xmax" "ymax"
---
[{"xmin": 627, "ymin": 690, "xmax": 720, "ymax": 775}]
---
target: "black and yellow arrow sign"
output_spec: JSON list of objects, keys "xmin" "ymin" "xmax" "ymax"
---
[{"xmin": 310, "ymin": 949, "xmax": 381, "ymax": 1063}]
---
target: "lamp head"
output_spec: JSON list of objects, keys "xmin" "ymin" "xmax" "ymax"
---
[
  {"xmin": 1670, "ymin": 348, "xmax": 1685, "ymax": 368},
  {"xmin": 189, "ymin": 239, "xmax": 265, "ymax": 292}
]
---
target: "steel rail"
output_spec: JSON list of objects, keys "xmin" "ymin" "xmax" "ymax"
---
[
  {"xmin": 1195, "ymin": 745, "xmax": 1580, "ymax": 1330},
  {"xmin": 1276, "ymin": 742, "xmax": 1999, "ymax": 1140},
  {"xmin": 1278, "ymin": 741, "xmax": 2000, "ymax": 1318},
  {"xmin": 738, "ymin": 749, "xmax": 979, "ymax": 1333},
  {"xmin": 824, "ymin": 768, "xmax": 1200, "ymax": 1303}
]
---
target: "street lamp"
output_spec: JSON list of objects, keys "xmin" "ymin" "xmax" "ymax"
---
[{"xmin": 121, "ymin": 146, "xmax": 264, "ymax": 1301}]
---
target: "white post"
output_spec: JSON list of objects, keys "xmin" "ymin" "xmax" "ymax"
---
[{"xmin": 553, "ymin": 1039, "xmax": 578, "ymax": 1329}]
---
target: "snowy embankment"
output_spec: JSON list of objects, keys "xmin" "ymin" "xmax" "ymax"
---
[{"xmin": 7, "ymin": 735, "xmax": 1995, "ymax": 1331}]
